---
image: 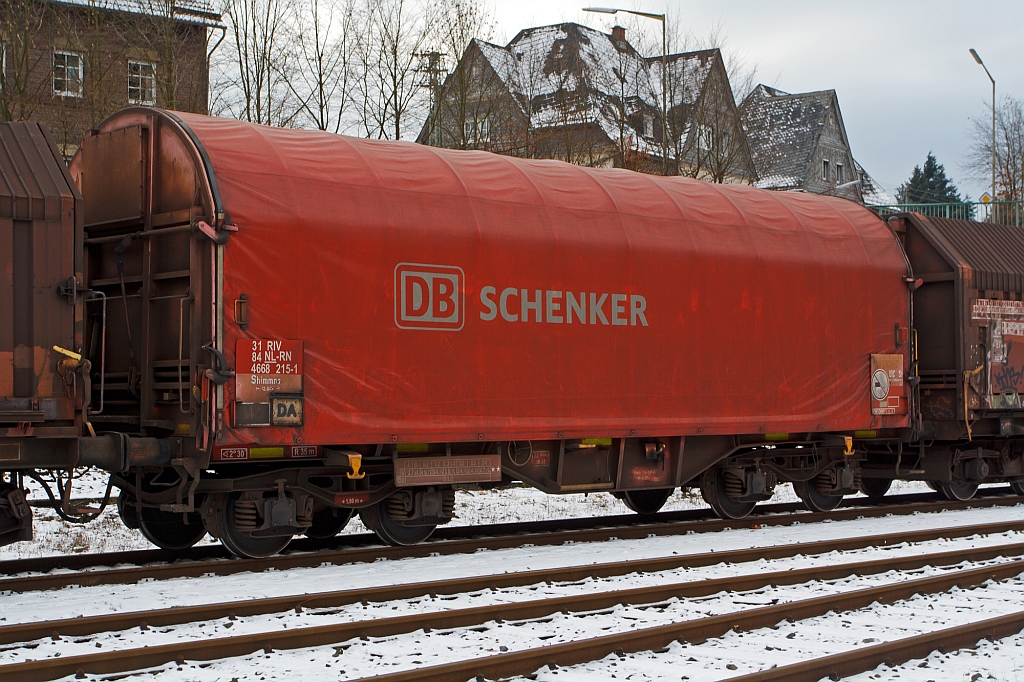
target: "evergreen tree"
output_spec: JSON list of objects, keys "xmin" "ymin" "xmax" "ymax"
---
[{"xmin": 896, "ymin": 152, "xmax": 968, "ymax": 204}]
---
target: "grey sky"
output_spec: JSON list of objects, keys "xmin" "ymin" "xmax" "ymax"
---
[{"xmin": 488, "ymin": 1, "xmax": 1022, "ymax": 202}]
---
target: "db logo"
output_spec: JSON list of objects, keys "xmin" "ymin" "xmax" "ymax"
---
[{"xmin": 395, "ymin": 263, "xmax": 464, "ymax": 331}]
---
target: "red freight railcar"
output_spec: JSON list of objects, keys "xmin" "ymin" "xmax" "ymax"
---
[{"xmin": 10, "ymin": 109, "xmax": 1021, "ymax": 558}]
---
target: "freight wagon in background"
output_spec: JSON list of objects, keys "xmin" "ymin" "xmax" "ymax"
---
[{"xmin": 1, "ymin": 109, "xmax": 1023, "ymax": 558}]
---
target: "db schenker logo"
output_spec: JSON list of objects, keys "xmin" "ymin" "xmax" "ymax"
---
[{"xmin": 394, "ymin": 263, "xmax": 465, "ymax": 331}]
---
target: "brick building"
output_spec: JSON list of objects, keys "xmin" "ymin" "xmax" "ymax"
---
[{"xmin": 0, "ymin": 0, "xmax": 221, "ymax": 157}]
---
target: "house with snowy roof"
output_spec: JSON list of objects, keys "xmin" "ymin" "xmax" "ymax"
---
[
  {"xmin": 418, "ymin": 23, "xmax": 755, "ymax": 184},
  {"xmin": 0, "ymin": 0, "xmax": 220, "ymax": 156},
  {"xmin": 739, "ymin": 85, "xmax": 893, "ymax": 205}
]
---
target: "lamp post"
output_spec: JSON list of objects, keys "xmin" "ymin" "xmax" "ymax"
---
[
  {"xmin": 584, "ymin": 6, "xmax": 668, "ymax": 175},
  {"xmin": 969, "ymin": 48, "xmax": 996, "ymax": 203}
]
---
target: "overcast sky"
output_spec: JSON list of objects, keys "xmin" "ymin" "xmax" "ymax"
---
[{"xmin": 487, "ymin": 1, "xmax": 1022, "ymax": 202}]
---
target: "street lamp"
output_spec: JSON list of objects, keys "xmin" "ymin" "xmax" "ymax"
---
[
  {"xmin": 970, "ymin": 48, "xmax": 996, "ymax": 203},
  {"xmin": 584, "ymin": 6, "xmax": 669, "ymax": 175}
]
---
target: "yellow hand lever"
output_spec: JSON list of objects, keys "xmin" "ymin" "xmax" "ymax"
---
[{"xmin": 53, "ymin": 345, "xmax": 83, "ymax": 362}]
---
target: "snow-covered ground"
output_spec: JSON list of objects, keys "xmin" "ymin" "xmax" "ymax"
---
[
  {"xmin": 1, "ymin": 493, "xmax": 1021, "ymax": 681},
  {"xmin": 533, "ymin": 578, "xmax": 1024, "ymax": 681},
  {"xmin": 2, "ymin": 478, "xmax": 937, "ymax": 560},
  {"xmin": 0, "ymin": 503, "xmax": 1019, "ymax": 681}
]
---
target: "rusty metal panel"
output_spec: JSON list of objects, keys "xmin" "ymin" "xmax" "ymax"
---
[
  {"xmin": 0, "ymin": 122, "xmax": 79, "ymax": 428},
  {"xmin": 914, "ymin": 215, "xmax": 1024, "ymax": 293},
  {"xmin": 81, "ymin": 126, "xmax": 144, "ymax": 227},
  {"xmin": 902, "ymin": 213, "xmax": 1024, "ymax": 419}
]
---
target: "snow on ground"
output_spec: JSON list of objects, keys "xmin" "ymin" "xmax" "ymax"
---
[
  {"xmin": 16, "ymin": 534, "xmax": 1023, "ymax": 681},
  {"xmin": 0, "ymin": 494, "xmax": 1020, "ymax": 680},
  {"xmin": 1, "ymin": 479, "xmax": 937, "ymax": 560},
  {"xmin": 535, "ymin": 579, "xmax": 1024, "ymax": 682},
  {"xmin": 3, "ymin": 504, "xmax": 1022, "ymax": 624}
]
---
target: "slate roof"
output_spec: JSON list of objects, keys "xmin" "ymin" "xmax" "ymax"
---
[
  {"xmin": 740, "ymin": 84, "xmax": 893, "ymax": 204},
  {"xmin": 854, "ymin": 159, "xmax": 896, "ymax": 206},
  {"xmin": 740, "ymin": 84, "xmax": 838, "ymax": 190},
  {"xmin": 473, "ymin": 23, "xmax": 720, "ymax": 157}
]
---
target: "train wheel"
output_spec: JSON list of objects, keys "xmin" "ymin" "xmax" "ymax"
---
[
  {"xmin": 116, "ymin": 492, "xmax": 140, "ymax": 530},
  {"xmin": 926, "ymin": 480, "xmax": 940, "ymax": 492},
  {"xmin": 138, "ymin": 503, "xmax": 207, "ymax": 550},
  {"xmin": 207, "ymin": 493, "xmax": 293, "ymax": 559},
  {"xmin": 700, "ymin": 469, "xmax": 755, "ymax": 520},
  {"xmin": 1011, "ymin": 482, "xmax": 1024, "ymax": 495},
  {"xmin": 793, "ymin": 478, "xmax": 843, "ymax": 512},
  {"xmin": 621, "ymin": 488, "xmax": 674, "ymax": 515},
  {"xmin": 858, "ymin": 478, "xmax": 892, "ymax": 499},
  {"xmin": 938, "ymin": 482, "xmax": 978, "ymax": 501},
  {"xmin": 304, "ymin": 507, "xmax": 354, "ymax": 539},
  {"xmin": 359, "ymin": 498, "xmax": 435, "ymax": 546}
]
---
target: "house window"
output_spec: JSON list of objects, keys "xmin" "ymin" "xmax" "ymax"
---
[
  {"xmin": 464, "ymin": 116, "xmax": 490, "ymax": 143},
  {"xmin": 128, "ymin": 61, "xmax": 156, "ymax": 105},
  {"xmin": 53, "ymin": 51, "xmax": 83, "ymax": 97},
  {"xmin": 696, "ymin": 125, "xmax": 713, "ymax": 150},
  {"xmin": 835, "ymin": 163, "xmax": 843, "ymax": 184},
  {"xmin": 822, "ymin": 159, "xmax": 830, "ymax": 182}
]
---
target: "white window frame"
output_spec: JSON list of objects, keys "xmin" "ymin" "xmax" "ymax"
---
[
  {"xmin": 822, "ymin": 159, "xmax": 830, "ymax": 182},
  {"xmin": 835, "ymin": 163, "xmax": 843, "ymax": 184},
  {"xmin": 53, "ymin": 51, "xmax": 84, "ymax": 98},
  {"xmin": 464, "ymin": 116, "xmax": 490, "ymax": 144},
  {"xmin": 127, "ymin": 60, "xmax": 157, "ymax": 105}
]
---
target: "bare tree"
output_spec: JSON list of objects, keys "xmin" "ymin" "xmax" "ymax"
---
[
  {"xmin": 0, "ymin": 0, "xmax": 51, "ymax": 123},
  {"xmin": 422, "ymin": 0, "xmax": 498, "ymax": 149},
  {"xmin": 967, "ymin": 95, "xmax": 1024, "ymax": 206},
  {"xmin": 612, "ymin": 13, "xmax": 755, "ymax": 179},
  {"xmin": 354, "ymin": 0, "xmax": 434, "ymax": 139},
  {"xmin": 676, "ymin": 53, "xmax": 752, "ymax": 183},
  {"xmin": 221, "ymin": 0, "xmax": 298, "ymax": 126},
  {"xmin": 287, "ymin": 0, "xmax": 355, "ymax": 132}
]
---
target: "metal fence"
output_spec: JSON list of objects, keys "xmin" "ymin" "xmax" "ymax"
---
[{"xmin": 869, "ymin": 200, "xmax": 1024, "ymax": 227}]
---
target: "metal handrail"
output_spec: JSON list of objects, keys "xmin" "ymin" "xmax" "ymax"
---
[{"xmin": 869, "ymin": 200, "xmax": 1023, "ymax": 226}]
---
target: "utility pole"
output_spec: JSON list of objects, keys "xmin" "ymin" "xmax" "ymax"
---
[{"xmin": 417, "ymin": 51, "xmax": 446, "ymax": 147}]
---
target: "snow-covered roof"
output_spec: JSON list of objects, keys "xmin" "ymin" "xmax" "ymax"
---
[
  {"xmin": 854, "ymin": 159, "xmax": 896, "ymax": 206},
  {"xmin": 473, "ymin": 23, "xmax": 721, "ymax": 158},
  {"xmin": 52, "ymin": 0, "xmax": 220, "ymax": 24},
  {"xmin": 741, "ymin": 85, "xmax": 838, "ymax": 187}
]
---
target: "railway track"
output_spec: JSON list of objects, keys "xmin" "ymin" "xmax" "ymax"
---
[
  {"xmin": 344, "ymin": 560, "xmax": 1024, "ymax": 682},
  {"xmin": 1, "ymin": 488, "xmax": 1020, "ymax": 594},
  {"xmin": 1, "ymin": 519, "xmax": 1021, "ymax": 681}
]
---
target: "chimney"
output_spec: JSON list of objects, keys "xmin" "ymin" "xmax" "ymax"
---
[{"xmin": 611, "ymin": 25, "xmax": 626, "ymax": 43}]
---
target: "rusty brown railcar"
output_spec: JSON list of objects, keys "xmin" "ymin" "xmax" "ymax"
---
[{"xmin": 886, "ymin": 213, "xmax": 1024, "ymax": 499}]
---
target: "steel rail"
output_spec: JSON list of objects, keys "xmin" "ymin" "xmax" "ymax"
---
[
  {"xmin": 729, "ymin": 610, "xmax": 1024, "ymax": 681},
  {"xmin": 2, "ymin": 493, "xmax": 1021, "ymax": 594},
  {"xmin": 4, "ymin": 488, "xmax": 1015, "ymax": 575},
  {"xmin": 2, "ymin": 552, "xmax": 1021, "ymax": 682},
  {"xmin": 338, "ymin": 561, "xmax": 1024, "ymax": 682},
  {"xmin": 1, "ymin": 535, "xmax": 1019, "ymax": 647}
]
